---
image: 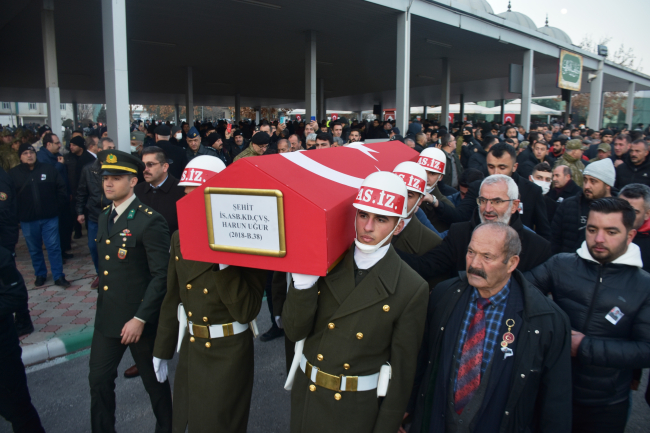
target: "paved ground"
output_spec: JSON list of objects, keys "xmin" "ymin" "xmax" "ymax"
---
[{"xmin": 16, "ymin": 229, "xmax": 97, "ymax": 347}]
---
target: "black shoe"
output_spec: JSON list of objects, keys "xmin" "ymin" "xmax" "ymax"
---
[
  {"xmin": 54, "ymin": 277, "xmax": 71, "ymax": 288},
  {"xmin": 34, "ymin": 276, "xmax": 47, "ymax": 287},
  {"xmin": 259, "ymin": 324, "xmax": 284, "ymax": 342},
  {"xmin": 15, "ymin": 314, "xmax": 34, "ymax": 337},
  {"xmin": 62, "ymin": 252, "xmax": 74, "ymax": 259}
]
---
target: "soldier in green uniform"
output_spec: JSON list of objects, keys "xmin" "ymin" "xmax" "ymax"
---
[
  {"xmin": 283, "ymin": 171, "xmax": 429, "ymax": 433},
  {"xmin": 391, "ymin": 161, "xmax": 442, "ymax": 256},
  {"xmin": 88, "ymin": 149, "xmax": 172, "ymax": 433},
  {"xmin": 152, "ymin": 156, "xmax": 267, "ymax": 433}
]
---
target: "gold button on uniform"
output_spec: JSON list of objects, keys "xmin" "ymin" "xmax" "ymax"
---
[
  {"xmin": 356, "ymin": 332, "xmax": 364, "ymax": 340},
  {"xmin": 106, "ymin": 239, "xmax": 110, "ymax": 244},
  {"xmin": 104, "ymin": 270, "xmax": 108, "ymax": 275},
  {"xmin": 190, "ymin": 337, "xmax": 195, "ymax": 343},
  {"xmin": 343, "ymin": 363, "xmax": 350, "ymax": 370},
  {"xmin": 328, "ymin": 323, "xmax": 335, "ymax": 329},
  {"xmin": 203, "ymin": 317, "xmax": 208, "ymax": 323},
  {"xmin": 122, "ymin": 244, "xmax": 125, "ymax": 247},
  {"xmin": 309, "ymin": 385, "xmax": 316, "ymax": 392},
  {"xmin": 186, "ymin": 284, "xmax": 192, "ymax": 290},
  {"xmin": 105, "ymin": 255, "xmax": 110, "ymax": 260},
  {"xmin": 334, "ymin": 393, "xmax": 341, "ymax": 401},
  {"xmin": 205, "ymin": 342, "xmax": 211, "ymax": 348},
  {"xmin": 383, "ymin": 305, "xmax": 390, "ymax": 312},
  {"xmin": 188, "ymin": 312, "xmax": 192, "ymax": 317},
  {"xmin": 317, "ymin": 354, "xmax": 323, "ymax": 361},
  {"xmin": 103, "ymin": 286, "xmax": 108, "ymax": 291},
  {"xmin": 175, "ymin": 256, "xmax": 179, "ymax": 261},
  {"xmin": 203, "ymin": 288, "xmax": 208, "ymax": 294}
]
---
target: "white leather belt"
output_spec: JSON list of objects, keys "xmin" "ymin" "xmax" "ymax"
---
[
  {"xmin": 300, "ymin": 354, "xmax": 379, "ymax": 392},
  {"xmin": 188, "ymin": 321, "xmax": 248, "ymax": 339}
]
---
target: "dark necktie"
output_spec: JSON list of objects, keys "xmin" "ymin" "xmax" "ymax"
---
[
  {"xmin": 454, "ymin": 297, "xmax": 491, "ymax": 414},
  {"xmin": 107, "ymin": 209, "xmax": 118, "ymax": 233}
]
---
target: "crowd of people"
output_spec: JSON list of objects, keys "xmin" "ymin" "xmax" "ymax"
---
[{"xmin": 0, "ymin": 114, "xmax": 649, "ymax": 433}]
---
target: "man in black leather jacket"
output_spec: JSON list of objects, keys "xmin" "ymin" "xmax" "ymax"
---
[{"xmin": 526, "ymin": 198, "xmax": 650, "ymax": 433}]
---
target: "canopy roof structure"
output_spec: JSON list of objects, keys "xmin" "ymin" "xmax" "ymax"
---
[
  {"xmin": 410, "ymin": 102, "xmax": 494, "ymax": 114},
  {"xmin": 485, "ymin": 99, "xmax": 562, "ymax": 115}
]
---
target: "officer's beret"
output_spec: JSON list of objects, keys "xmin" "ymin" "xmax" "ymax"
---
[
  {"xmin": 98, "ymin": 149, "xmax": 144, "ymax": 175},
  {"xmin": 251, "ymin": 132, "xmax": 270, "ymax": 145},
  {"xmin": 187, "ymin": 127, "xmax": 200, "ymax": 139},
  {"xmin": 154, "ymin": 125, "xmax": 171, "ymax": 136}
]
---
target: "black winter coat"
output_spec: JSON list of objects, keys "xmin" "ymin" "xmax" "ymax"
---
[
  {"xmin": 550, "ymin": 192, "xmax": 589, "ymax": 254},
  {"xmin": 467, "ymin": 146, "xmax": 489, "ymax": 176},
  {"xmin": 615, "ymin": 154, "xmax": 650, "ymax": 189},
  {"xmin": 396, "ymin": 209, "xmax": 552, "ymax": 281},
  {"xmin": 407, "ymin": 270, "xmax": 572, "ymax": 433},
  {"xmin": 9, "ymin": 162, "xmax": 67, "ymax": 222},
  {"xmin": 525, "ymin": 252, "xmax": 650, "ymax": 406},
  {"xmin": 134, "ymin": 175, "xmax": 185, "ymax": 234},
  {"xmin": 63, "ymin": 150, "xmax": 95, "ymax": 197},
  {"xmin": 76, "ymin": 159, "xmax": 110, "ymax": 223},
  {"xmin": 0, "ymin": 168, "xmax": 18, "ymax": 252},
  {"xmin": 546, "ymin": 179, "xmax": 582, "ymax": 224},
  {"xmin": 517, "ymin": 147, "xmax": 553, "ymax": 180},
  {"xmin": 149, "ymin": 140, "xmax": 188, "ymax": 181}
]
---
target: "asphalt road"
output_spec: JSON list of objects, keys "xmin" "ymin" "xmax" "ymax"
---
[{"xmin": 2, "ymin": 307, "xmax": 649, "ymax": 432}]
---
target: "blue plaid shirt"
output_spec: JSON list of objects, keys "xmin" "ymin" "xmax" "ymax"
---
[{"xmin": 453, "ymin": 279, "xmax": 511, "ymax": 393}]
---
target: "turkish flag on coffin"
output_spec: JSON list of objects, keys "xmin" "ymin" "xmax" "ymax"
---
[{"xmin": 177, "ymin": 142, "xmax": 419, "ymax": 276}]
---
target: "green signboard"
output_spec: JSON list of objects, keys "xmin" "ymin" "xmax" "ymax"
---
[{"xmin": 558, "ymin": 50, "xmax": 583, "ymax": 91}]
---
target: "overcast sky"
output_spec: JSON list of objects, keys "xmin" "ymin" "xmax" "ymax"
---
[{"xmin": 488, "ymin": 0, "xmax": 648, "ymax": 72}]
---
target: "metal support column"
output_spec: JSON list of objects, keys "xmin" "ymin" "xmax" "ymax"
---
[
  {"xmin": 459, "ymin": 94, "xmax": 465, "ymax": 123},
  {"xmin": 72, "ymin": 102, "xmax": 78, "ymax": 129},
  {"xmin": 305, "ymin": 30, "xmax": 317, "ymax": 122},
  {"xmin": 423, "ymin": 105, "xmax": 428, "ymax": 121},
  {"xmin": 626, "ymin": 82, "xmax": 636, "ymax": 128},
  {"xmin": 395, "ymin": 12, "xmax": 411, "ymax": 135},
  {"xmin": 186, "ymin": 66, "xmax": 194, "ymax": 125},
  {"xmin": 500, "ymin": 99, "xmax": 505, "ymax": 121},
  {"xmin": 440, "ymin": 58, "xmax": 450, "ymax": 128},
  {"xmin": 521, "ymin": 49, "xmax": 534, "ymax": 131},
  {"xmin": 562, "ymin": 89, "xmax": 572, "ymax": 125},
  {"xmin": 235, "ymin": 93, "xmax": 241, "ymax": 123},
  {"xmin": 174, "ymin": 103, "xmax": 179, "ymax": 125},
  {"xmin": 318, "ymin": 78, "xmax": 325, "ymax": 122},
  {"xmin": 42, "ymin": 0, "xmax": 61, "ymax": 136},
  {"xmin": 587, "ymin": 61, "xmax": 604, "ymax": 130},
  {"xmin": 101, "ymin": 0, "xmax": 130, "ymax": 151}
]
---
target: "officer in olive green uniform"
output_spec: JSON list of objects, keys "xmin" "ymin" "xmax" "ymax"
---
[
  {"xmin": 283, "ymin": 172, "xmax": 428, "ymax": 433},
  {"xmin": 153, "ymin": 231, "xmax": 267, "ymax": 433},
  {"xmin": 88, "ymin": 150, "xmax": 172, "ymax": 433}
]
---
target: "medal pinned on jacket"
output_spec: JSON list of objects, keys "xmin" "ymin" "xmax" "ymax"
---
[
  {"xmin": 118, "ymin": 248, "xmax": 127, "ymax": 260},
  {"xmin": 500, "ymin": 319, "xmax": 515, "ymax": 359}
]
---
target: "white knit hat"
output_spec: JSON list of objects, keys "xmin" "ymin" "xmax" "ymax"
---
[{"xmin": 583, "ymin": 158, "xmax": 616, "ymax": 187}]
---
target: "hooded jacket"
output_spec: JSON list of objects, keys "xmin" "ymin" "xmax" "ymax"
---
[
  {"xmin": 525, "ymin": 242, "xmax": 650, "ymax": 406},
  {"xmin": 615, "ymin": 154, "xmax": 650, "ymax": 189},
  {"xmin": 405, "ymin": 122, "xmax": 423, "ymax": 141}
]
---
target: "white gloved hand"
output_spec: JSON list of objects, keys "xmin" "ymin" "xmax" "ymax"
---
[
  {"xmin": 218, "ymin": 264, "xmax": 229, "ymax": 270},
  {"xmin": 275, "ymin": 316, "xmax": 283, "ymax": 329},
  {"xmin": 153, "ymin": 357, "xmax": 168, "ymax": 383},
  {"xmin": 291, "ymin": 273, "xmax": 320, "ymax": 290}
]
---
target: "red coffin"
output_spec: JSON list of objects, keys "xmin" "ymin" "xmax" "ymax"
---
[{"xmin": 177, "ymin": 142, "xmax": 419, "ymax": 276}]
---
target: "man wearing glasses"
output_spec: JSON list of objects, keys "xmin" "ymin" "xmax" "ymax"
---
[
  {"xmin": 396, "ymin": 174, "xmax": 552, "ymax": 282},
  {"xmin": 234, "ymin": 131, "xmax": 271, "ymax": 162}
]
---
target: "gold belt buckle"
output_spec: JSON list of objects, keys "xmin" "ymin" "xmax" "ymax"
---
[
  {"xmin": 306, "ymin": 361, "xmax": 345, "ymax": 391},
  {"xmin": 190, "ymin": 323, "xmax": 210, "ymax": 339},
  {"xmin": 222, "ymin": 323, "xmax": 234, "ymax": 337}
]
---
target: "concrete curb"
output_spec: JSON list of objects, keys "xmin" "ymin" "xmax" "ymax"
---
[{"xmin": 21, "ymin": 327, "xmax": 94, "ymax": 366}]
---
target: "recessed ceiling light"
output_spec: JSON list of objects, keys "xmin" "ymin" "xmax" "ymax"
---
[
  {"xmin": 232, "ymin": 0, "xmax": 281, "ymax": 10},
  {"xmin": 131, "ymin": 39, "xmax": 176, "ymax": 47},
  {"xmin": 426, "ymin": 39, "xmax": 452, "ymax": 49}
]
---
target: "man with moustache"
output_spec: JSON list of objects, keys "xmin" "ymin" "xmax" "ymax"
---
[
  {"xmin": 615, "ymin": 139, "xmax": 650, "ymax": 188},
  {"xmin": 397, "ymin": 175, "xmax": 551, "ymax": 282},
  {"xmin": 403, "ymin": 223, "xmax": 571, "ymax": 433}
]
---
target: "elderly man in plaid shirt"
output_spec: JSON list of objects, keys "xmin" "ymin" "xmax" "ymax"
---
[{"xmin": 402, "ymin": 222, "xmax": 572, "ymax": 433}]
